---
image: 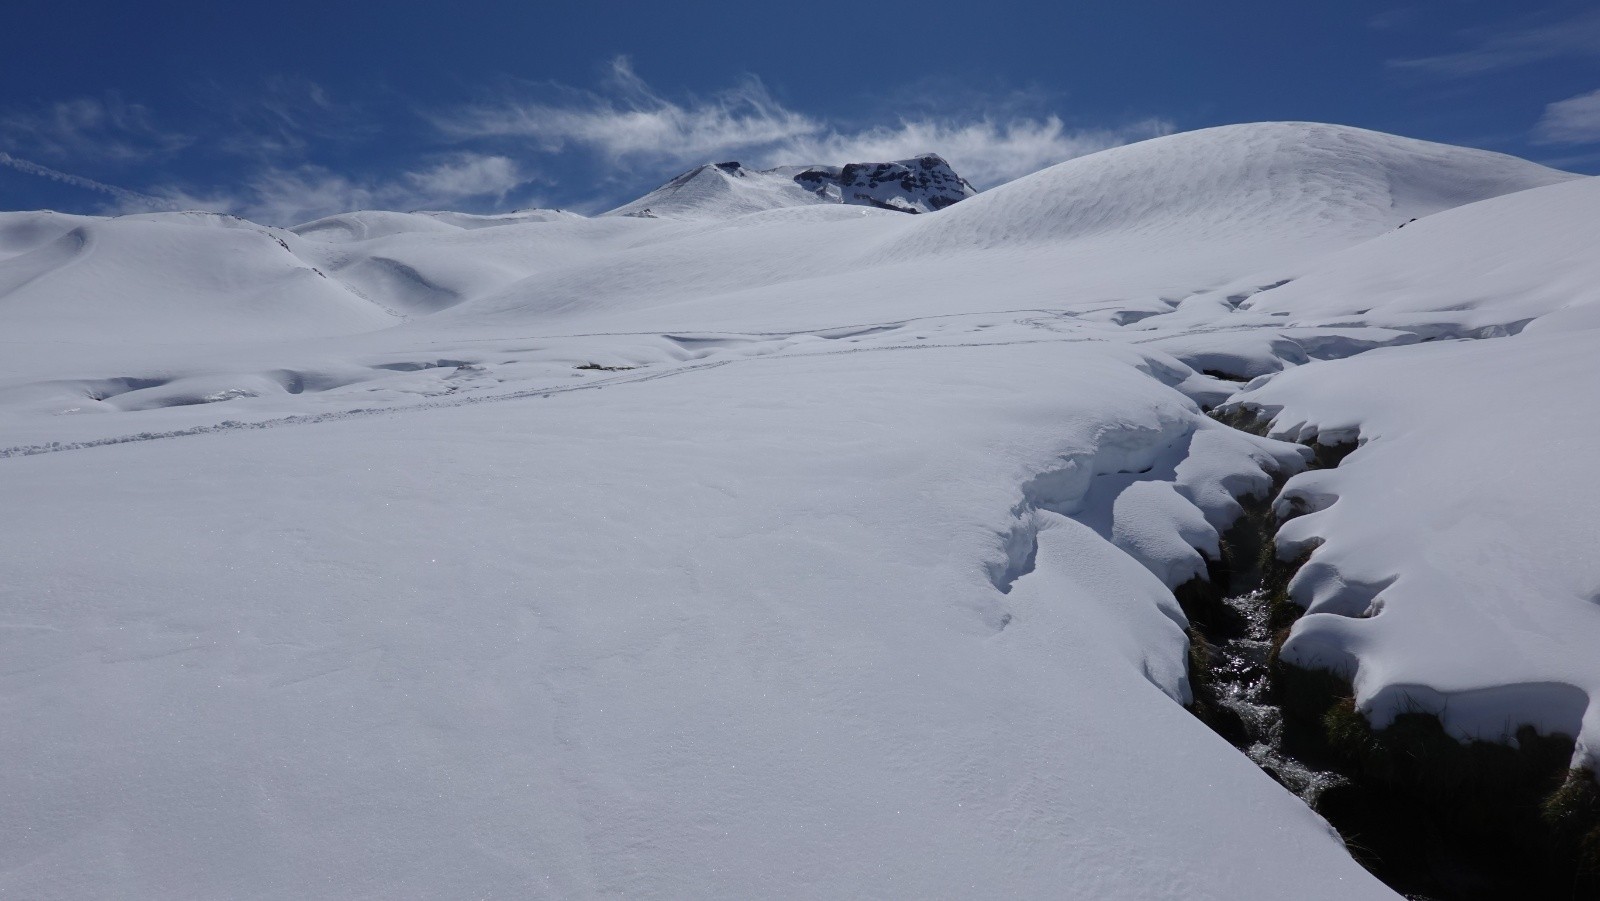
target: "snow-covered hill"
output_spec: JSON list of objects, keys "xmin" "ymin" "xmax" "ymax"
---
[
  {"xmin": 894, "ymin": 122, "xmax": 1574, "ymax": 264},
  {"xmin": 2, "ymin": 122, "xmax": 1596, "ymax": 899},
  {"xmin": 0, "ymin": 211, "xmax": 394, "ymax": 342}
]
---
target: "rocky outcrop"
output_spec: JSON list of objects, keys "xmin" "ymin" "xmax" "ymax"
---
[{"xmin": 793, "ymin": 154, "xmax": 976, "ymax": 213}]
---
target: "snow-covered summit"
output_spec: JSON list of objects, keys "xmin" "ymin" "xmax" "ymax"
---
[
  {"xmin": 604, "ymin": 153, "xmax": 976, "ymax": 220},
  {"xmin": 795, "ymin": 153, "xmax": 977, "ymax": 213},
  {"xmin": 899, "ymin": 121, "xmax": 1576, "ymax": 255}
]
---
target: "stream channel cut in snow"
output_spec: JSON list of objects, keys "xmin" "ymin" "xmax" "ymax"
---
[{"xmin": 4, "ymin": 123, "xmax": 1600, "ymax": 899}]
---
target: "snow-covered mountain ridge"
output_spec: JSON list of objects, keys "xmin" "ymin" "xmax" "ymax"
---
[
  {"xmin": 2, "ymin": 122, "xmax": 1597, "ymax": 899},
  {"xmin": 604, "ymin": 152, "xmax": 976, "ymax": 219}
]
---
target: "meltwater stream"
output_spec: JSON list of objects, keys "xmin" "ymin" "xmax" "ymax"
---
[{"xmin": 1208, "ymin": 589, "xmax": 1346, "ymax": 805}]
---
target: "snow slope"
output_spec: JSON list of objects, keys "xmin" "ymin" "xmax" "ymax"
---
[
  {"xmin": 1239, "ymin": 174, "xmax": 1600, "ymax": 335},
  {"xmin": 0, "ymin": 122, "xmax": 1592, "ymax": 898}
]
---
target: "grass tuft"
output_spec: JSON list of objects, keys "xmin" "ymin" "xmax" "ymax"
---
[
  {"xmin": 1543, "ymin": 768, "xmax": 1600, "ymax": 875},
  {"xmin": 1209, "ymin": 404, "xmax": 1274, "ymax": 437}
]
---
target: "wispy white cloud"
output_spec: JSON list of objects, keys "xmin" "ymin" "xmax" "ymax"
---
[
  {"xmin": 177, "ymin": 153, "xmax": 535, "ymax": 225},
  {"xmin": 211, "ymin": 77, "xmax": 376, "ymax": 162},
  {"xmin": 434, "ymin": 56, "xmax": 1166, "ymax": 190},
  {"xmin": 0, "ymin": 95, "xmax": 190, "ymax": 164},
  {"xmin": 211, "ymin": 167, "xmax": 381, "ymax": 225},
  {"xmin": 1389, "ymin": 9, "xmax": 1600, "ymax": 76},
  {"xmin": 0, "ymin": 151, "xmax": 182, "ymax": 210},
  {"xmin": 1533, "ymin": 87, "xmax": 1600, "ymax": 145},
  {"xmin": 403, "ymin": 153, "xmax": 525, "ymax": 200},
  {"xmin": 434, "ymin": 57, "xmax": 818, "ymax": 163},
  {"xmin": 0, "ymin": 81, "xmax": 528, "ymax": 223},
  {"xmin": 20, "ymin": 150, "xmax": 535, "ymax": 226},
  {"xmin": 1366, "ymin": 7, "xmax": 1419, "ymax": 32}
]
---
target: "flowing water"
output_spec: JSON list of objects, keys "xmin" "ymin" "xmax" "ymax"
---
[{"xmin": 1208, "ymin": 589, "xmax": 1346, "ymax": 805}]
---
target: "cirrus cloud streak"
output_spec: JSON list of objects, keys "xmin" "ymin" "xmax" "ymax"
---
[{"xmin": 434, "ymin": 57, "xmax": 1170, "ymax": 190}]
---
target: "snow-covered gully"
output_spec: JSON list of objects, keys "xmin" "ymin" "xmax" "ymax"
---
[{"xmin": 1188, "ymin": 408, "xmax": 1600, "ymax": 900}]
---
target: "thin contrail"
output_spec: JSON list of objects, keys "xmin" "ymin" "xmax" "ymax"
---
[{"xmin": 0, "ymin": 150, "xmax": 181, "ymax": 211}]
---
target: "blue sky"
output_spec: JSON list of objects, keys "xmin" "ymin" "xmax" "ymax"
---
[{"xmin": 2, "ymin": 1, "xmax": 1598, "ymax": 224}]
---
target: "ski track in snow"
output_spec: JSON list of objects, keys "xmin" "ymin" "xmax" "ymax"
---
[
  {"xmin": 0, "ymin": 311, "xmax": 1517, "ymax": 462},
  {"xmin": 0, "ymin": 328, "xmax": 1109, "ymax": 460}
]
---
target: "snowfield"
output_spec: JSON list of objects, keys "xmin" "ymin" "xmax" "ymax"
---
[{"xmin": 1, "ymin": 122, "xmax": 1594, "ymax": 898}]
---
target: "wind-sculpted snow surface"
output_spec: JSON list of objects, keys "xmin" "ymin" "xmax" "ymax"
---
[{"xmin": 1, "ymin": 121, "xmax": 1594, "ymax": 898}]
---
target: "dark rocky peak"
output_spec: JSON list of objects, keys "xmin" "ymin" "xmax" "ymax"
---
[
  {"xmin": 606, "ymin": 153, "xmax": 977, "ymax": 219},
  {"xmin": 794, "ymin": 153, "xmax": 977, "ymax": 214}
]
